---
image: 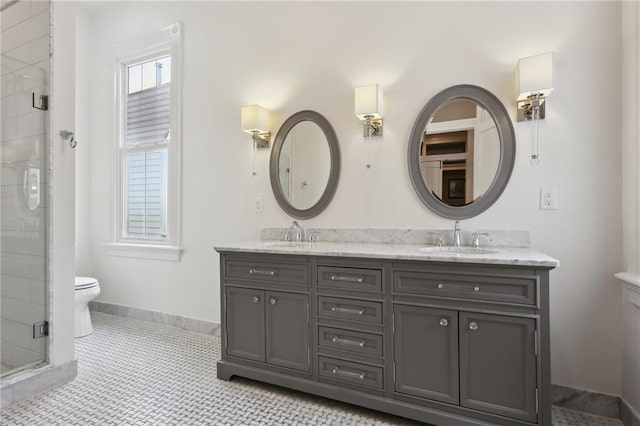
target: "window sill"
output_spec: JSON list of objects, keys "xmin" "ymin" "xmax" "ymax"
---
[
  {"xmin": 103, "ymin": 243, "xmax": 183, "ymax": 261},
  {"xmin": 615, "ymin": 272, "xmax": 640, "ymax": 308}
]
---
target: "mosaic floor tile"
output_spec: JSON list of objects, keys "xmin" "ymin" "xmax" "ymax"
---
[{"xmin": 0, "ymin": 312, "xmax": 624, "ymax": 425}]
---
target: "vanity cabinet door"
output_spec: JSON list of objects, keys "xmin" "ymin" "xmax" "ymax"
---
[
  {"xmin": 265, "ymin": 291, "xmax": 310, "ymax": 372},
  {"xmin": 393, "ymin": 304, "xmax": 459, "ymax": 405},
  {"xmin": 225, "ymin": 287, "xmax": 265, "ymax": 363},
  {"xmin": 459, "ymin": 312, "xmax": 537, "ymax": 423}
]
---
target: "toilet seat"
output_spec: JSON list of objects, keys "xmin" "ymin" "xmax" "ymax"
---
[{"xmin": 75, "ymin": 276, "xmax": 98, "ymax": 290}]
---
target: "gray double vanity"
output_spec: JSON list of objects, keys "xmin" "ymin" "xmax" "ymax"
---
[{"xmin": 216, "ymin": 85, "xmax": 559, "ymax": 425}]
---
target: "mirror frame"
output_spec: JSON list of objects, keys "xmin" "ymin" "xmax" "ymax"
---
[
  {"xmin": 407, "ymin": 84, "xmax": 515, "ymax": 219},
  {"xmin": 270, "ymin": 110, "xmax": 341, "ymax": 219}
]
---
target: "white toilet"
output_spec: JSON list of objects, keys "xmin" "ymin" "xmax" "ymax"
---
[{"xmin": 75, "ymin": 276, "xmax": 101, "ymax": 338}]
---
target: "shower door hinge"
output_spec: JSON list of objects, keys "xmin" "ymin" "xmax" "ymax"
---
[
  {"xmin": 33, "ymin": 321, "xmax": 49, "ymax": 339},
  {"xmin": 32, "ymin": 93, "xmax": 48, "ymax": 111}
]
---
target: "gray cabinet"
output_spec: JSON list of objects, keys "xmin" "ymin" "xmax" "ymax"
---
[
  {"xmin": 222, "ymin": 254, "xmax": 311, "ymax": 373},
  {"xmin": 218, "ymin": 252, "xmax": 552, "ymax": 426},
  {"xmin": 393, "ymin": 305, "xmax": 459, "ymax": 405},
  {"xmin": 459, "ymin": 312, "xmax": 537, "ymax": 422},
  {"xmin": 225, "ymin": 287, "xmax": 265, "ymax": 363},
  {"xmin": 226, "ymin": 287, "xmax": 310, "ymax": 372},
  {"xmin": 265, "ymin": 291, "xmax": 310, "ymax": 372},
  {"xmin": 394, "ymin": 305, "xmax": 538, "ymax": 422}
]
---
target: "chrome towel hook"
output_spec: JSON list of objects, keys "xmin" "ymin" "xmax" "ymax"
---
[{"xmin": 59, "ymin": 130, "xmax": 77, "ymax": 148}]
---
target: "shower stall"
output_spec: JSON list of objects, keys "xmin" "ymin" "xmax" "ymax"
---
[{"xmin": 0, "ymin": 53, "xmax": 49, "ymax": 378}]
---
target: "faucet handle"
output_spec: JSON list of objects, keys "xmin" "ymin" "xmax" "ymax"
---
[
  {"xmin": 307, "ymin": 232, "xmax": 320, "ymax": 242},
  {"xmin": 426, "ymin": 231, "xmax": 444, "ymax": 247},
  {"xmin": 471, "ymin": 232, "xmax": 489, "ymax": 248}
]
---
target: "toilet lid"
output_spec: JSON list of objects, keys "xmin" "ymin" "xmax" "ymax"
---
[{"xmin": 75, "ymin": 276, "xmax": 98, "ymax": 290}]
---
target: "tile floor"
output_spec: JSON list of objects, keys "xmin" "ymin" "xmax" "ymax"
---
[{"xmin": 0, "ymin": 312, "xmax": 624, "ymax": 425}]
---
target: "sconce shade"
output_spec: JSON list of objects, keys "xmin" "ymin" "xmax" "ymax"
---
[
  {"xmin": 355, "ymin": 84, "xmax": 383, "ymax": 120},
  {"xmin": 241, "ymin": 104, "xmax": 270, "ymax": 134},
  {"xmin": 517, "ymin": 52, "xmax": 554, "ymax": 101}
]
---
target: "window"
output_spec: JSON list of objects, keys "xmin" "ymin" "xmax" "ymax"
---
[
  {"xmin": 109, "ymin": 25, "xmax": 182, "ymax": 260},
  {"xmin": 123, "ymin": 56, "xmax": 170, "ymax": 241}
]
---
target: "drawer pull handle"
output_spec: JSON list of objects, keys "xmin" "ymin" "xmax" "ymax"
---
[
  {"xmin": 330, "ymin": 305, "xmax": 365, "ymax": 316},
  {"xmin": 270, "ymin": 298, "xmax": 277, "ymax": 305},
  {"xmin": 469, "ymin": 322, "xmax": 479, "ymax": 331},
  {"xmin": 252, "ymin": 296, "xmax": 260, "ymax": 303},
  {"xmin": 332, "ymin": 367, "xmax": 365, "ymax": 380},
  {"xmin": 330, "ymin": 274, "xmax": 364, "ymax": 283},
  {"xmin": 436, "ymin": 283, "xmax": 482, "ymax": 292},
  {"xmin": 439, "ymin": 318, "xmax": 448, "ymax": 327},
  {"xmin": 332, "ymin": 336, "xmax": 366, "ymax": 348},
  {"xmin": 249, "ymin": 268, "xmax": 277, "ymax": 276}
]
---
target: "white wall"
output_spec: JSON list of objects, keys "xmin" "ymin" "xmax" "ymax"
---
[
  {"xmin": 49, "ymin": 0, "xmax": 76, "ymax": 369},
  {"xmin": 76, "ymin": 2, "xmax": 623, "ymax": 396},
  {"xmin": 74, "ymin": 5, "xmax": 93, "ymax": 277}
]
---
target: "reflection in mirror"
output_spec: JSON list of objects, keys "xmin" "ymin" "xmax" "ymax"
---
[
  {"xmin": 420, "ymin": 100, "xmax": 500, "ymax": 207},
  {"xmin": 407, "ymin": 85, "xmax": 515, "ymax": 220},
  {"xmin": 270, "ymin": 110, "xmax": 340, "ymax": 220},
  {"xmin": 278, "ymin": 121, "xmax": 331, "ymax": 211}
]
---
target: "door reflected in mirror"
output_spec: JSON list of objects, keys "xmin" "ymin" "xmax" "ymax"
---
[
  {"xmin": 420, "ymin": 100, "xmax": 500, "ymax": 207},
  {"xmin": 278, "ymin": 121, "xmax": 331, "ymax": 211}
]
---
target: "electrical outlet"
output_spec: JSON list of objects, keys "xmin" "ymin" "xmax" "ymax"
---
[
  {"xmin": 539, "ymin": 188, "xmax": 557, "ymax": 210},
  {"xmin": 254, "ymin": 197, "xmax": 263, "ymax": 213}
]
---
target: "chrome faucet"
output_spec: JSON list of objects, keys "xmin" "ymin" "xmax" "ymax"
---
[
  {"xmin": 288, "ymin": 221, "xmax": 304, "ymax": 242},
  {"xmin": 453, "ymin": 221, "xmax": 462, "ymax": 248}
]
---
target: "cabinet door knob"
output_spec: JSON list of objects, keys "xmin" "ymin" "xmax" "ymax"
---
[
  {"xmin": 473, "ymin": 286, "xmax": 480, "ymax": 292},
  {"xmin": 253, "ymin": 296, "xmax": 260, "ymax": 303},
  {"xmin": 439, "ymin": 318, "xmax": 449, "ymax": 327},
  {"xmin": 469, "ymin": 322, "xmax": 478, "ymax": 330},
  {"xmin": 270, "ymin": 298, "xmax": 277, "ymax": 305},
  {"xmin": 437, "ymin": 282, "xmax": 444, "ymax": 289}
]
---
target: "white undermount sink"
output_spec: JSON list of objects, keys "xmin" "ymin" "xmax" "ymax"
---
[{"xmin": 420, "ymin": 246, "xmax": 499, "ymax": 255}]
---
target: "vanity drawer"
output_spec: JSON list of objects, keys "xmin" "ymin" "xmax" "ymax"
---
[
  {"xmin": 318, "ymin": 356, "xmax": 383, "ymax": 390},
  {"xmin": 393, "ymin": 271, "xmax": 536, "ymax": 305},
  {"xmin": 318, "ymin": 266, "xmax": 382, "ymax": 292},
  {"xmin": 318, "ymin": 326, "xmax": 383, "ymax": 357},
  {"xmin": 225, "ymin": 259, "xmax": 308, "ymax": 285},
  {"xmin": 318, "ymin": 296, "xmax": 383, "ymax": 324}
]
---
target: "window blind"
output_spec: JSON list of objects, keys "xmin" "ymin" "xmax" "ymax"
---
[{"xmin": 126, "ymin": 84, "xmax": 171, "ymax": 146}]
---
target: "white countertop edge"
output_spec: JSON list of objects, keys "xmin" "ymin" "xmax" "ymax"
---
[{"xmin": 214, "ymin": 241, "xmax": 559, "ymax": 268}]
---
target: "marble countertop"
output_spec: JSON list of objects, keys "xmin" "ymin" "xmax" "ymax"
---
[{"xmin": 215, "ymin": 241, "xmax": 559, "ymax": 268}]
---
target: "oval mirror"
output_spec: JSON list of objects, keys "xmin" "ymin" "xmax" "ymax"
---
[
  {"xmin": 270, "ymin": 110, "xmax": 341, "ymax": 219},
  {"xmin": 408, "ymin": 85, "xmax": 515, "ymax": 219}
]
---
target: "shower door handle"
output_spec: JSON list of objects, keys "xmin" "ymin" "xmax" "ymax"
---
[{"xmin": 60, "ymin": 130, "xmax": 77, "ymax": 148}]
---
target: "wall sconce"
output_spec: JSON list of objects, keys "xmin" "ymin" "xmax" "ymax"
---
[
  {"xmin": 516, "ymin": 52, "xmax": 554, "ymax": 163},
  {"xmin": 517, "ymin": 52, "xmax": 554, "ymax": 121},
  {"xmin": 241, "ymin": 104, "xmax": 270, "ymax": 148},
  {"xmin": 354, "ymin": 84, "xmax": 383, "ymax": 137}
]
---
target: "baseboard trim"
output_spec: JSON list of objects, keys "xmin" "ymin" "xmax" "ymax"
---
[
  {"xmin": 551, "ymin": 384, "xmax": 621, "ymax": 419},
  {"xmin": 1, "ymin": 360, "xmax": 78, "ymax": 408},
  {"xmin": 89, "ymin": 301, "xmax": 221, "ymax": 337},
  {"xmin": 621, "ymin": 398, "xmax": 640, "ymax": 426}
]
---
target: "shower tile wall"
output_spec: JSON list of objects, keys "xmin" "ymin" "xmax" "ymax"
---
[{"xmin": 1, "ymin": 0, "xmax": 50, "ymax": 374}]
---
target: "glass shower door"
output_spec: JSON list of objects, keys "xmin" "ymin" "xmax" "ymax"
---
[{"xmin": 0, "ymin": 54, "xmax": 48, "ymax": 377}]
